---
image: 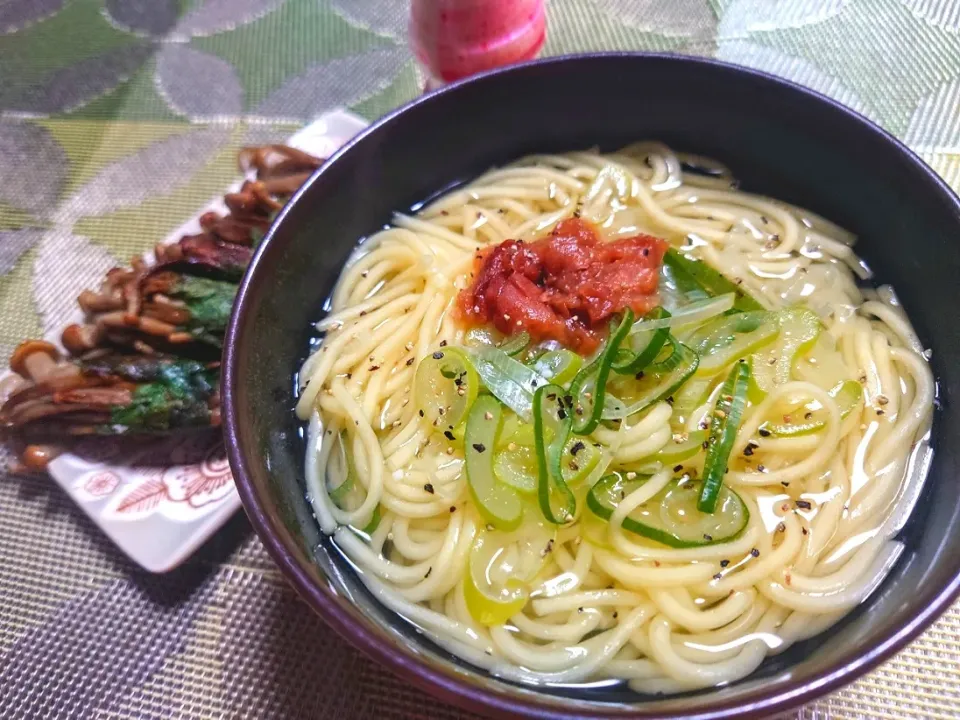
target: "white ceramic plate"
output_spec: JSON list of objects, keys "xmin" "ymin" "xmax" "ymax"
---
[{"xmin": 38, "ymin": 110, "xmax": 370, "ymax": 572}]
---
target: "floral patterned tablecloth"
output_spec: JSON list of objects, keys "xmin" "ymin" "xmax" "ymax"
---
[{"xmin": 2, "ymin": 1, "xmax": 960, "ymax": 718}]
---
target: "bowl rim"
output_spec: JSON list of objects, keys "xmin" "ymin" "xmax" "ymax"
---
[{"xmin": 223, "ymin": 51, "xmax": 960, "ymax": 719}]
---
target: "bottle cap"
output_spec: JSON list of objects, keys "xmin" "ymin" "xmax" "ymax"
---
[{"xmin": 410, "ymin": 0, "xmax": 546, "ymax": 85}]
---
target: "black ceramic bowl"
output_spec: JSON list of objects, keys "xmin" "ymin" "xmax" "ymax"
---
[{"xmin": 223, "ymin": 53, "xmax": 960, "ymax": 719}]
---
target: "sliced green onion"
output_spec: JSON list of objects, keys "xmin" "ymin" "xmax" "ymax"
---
[
  {"xmin": 748, "ymin": 307, "xmax": 821, "ymax": 400},
  {"xmin": 465, "ymin": 395, "xmax": 523, "ymax": 531},
  {"xmin": 463, "ymin": 514, "xmax": 555, "ymax": 626},
  {"xmin": 613, "ymin": 307, "xmax": 670, "ymax": 375},
  {"xmin": 530, "ymin": 349, "xmax": 583, "ymax": 387},
  {"xmin": 631, "ymin": 429, "xmax": 708, "ymax": 469},
  {"xmin": 464, "ymin": 327, "xmax": 498, "ymax": 348},
  {"xmin": 466, "ymin": 346, "xmax": 549, "ymax": 421},
  {"xmin": 464, "ymin": 328, "xmax": 530, "ymax": 357},
  {"xmin": 760, "ymin": 379, "xmax": 863, "ymax": 437},
  {"xmin": 698, "ymin": 360, "xmax": 751, "ymax": 513},
  {"xmin": 628, "ymin": 294, "xmax": 734, "ymax": 335},
  {"xmin": 495, "ymin": 412, "xmax": 521, "ymax": 450},
  {"xmin": 670, "ymin": 376, "xmax": 714, "ymax": 427},
  {"xmin": 560, "ymin": 436, "xmax": 602, "ymax": 486},
  {"xmin": 520, "ymin": 340, "xmax": 564, "ymax": 364},
  {"xmin": 494, "ymin": 443, "xmax": 537, "ymax": 494},
  {"xmin": 663, "ymin": 249, "xmax": 763, "ymax": 312},
  {"xmin": 494, "ymin": 435, "xmax": 601, "ymax": 494},
  {"xmin": 498, "ymin": 331, "xmax": 531, "ymax": 356},
  {"xmin": 689, "ymin": 311, "xmax": 779, "ymax": 376},
  {"xmin": 496, "ymin": 413, "xmax": 536, "ymax": 449},
  {"xmin": 533, "ymin": 384, "xmax": 576, "ymax": 524},
  {"xmin": 571, "ymin": 310, "xmax": 634, "ymax": 435},
  {"xmin": 688, "ymin": 311, "xmax": 764, "ymax": 353},
  {"xmin": 587, "ymin": 472, "xmax": 749, "ymax": 548},
  {"xmin": 660, "ymin": 254, "xmax": 710, "ymax": 309},
  {"xmin": 415, "ymin": 347, "xmax": 479, "ymax": 432},
  {"xmin": 464, "ymin": 532, "xmax": 528, "ymax": 625},
  {"xmin": 603, "ymin": 336, "xmax": 699, "ymax": 419}
]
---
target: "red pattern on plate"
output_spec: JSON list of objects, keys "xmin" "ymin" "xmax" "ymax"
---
[
  {"xmin": 83, "ymin": 471, "xmax": 121, "ymax": 497},
  {"xmin": 183, "ymin": 472, "xmax": 232, "ymax": 509},
  {"xmin": 186, "ymin": 443, "xmax": 232, "ymax": 508},
  {"xmin": 159, "ymin": 444, "xmax": 232, "ymax": 509},
  {"xmin": 115, "ymin": 478, "xmax": 170, "ymax": 514},
  {"xmin": 100, "ymin": 436, "xmax": 234, "ymax": 521}
]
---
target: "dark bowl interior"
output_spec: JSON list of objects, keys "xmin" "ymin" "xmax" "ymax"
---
[{"xmin": 223, "ymin": 54, "xmax": 960, "ymax": 719}]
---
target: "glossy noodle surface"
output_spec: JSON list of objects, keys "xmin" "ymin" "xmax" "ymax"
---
[{"xmin": 296, "ymin": 143, "xmax": 934, "ymax": 693}]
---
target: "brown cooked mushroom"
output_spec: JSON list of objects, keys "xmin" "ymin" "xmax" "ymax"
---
[
  {"xmin": 10, "ymin": 340, "xmax": 83, "ymax": 390},
  {"xmin": 238, "ymin": 144, "xmax": 323, "ymax": 179},
  {"xmin": 78, "ymin": 289, "xmax": 124, "ymax": 314},
  {"xmin": 10, "ymin": 340, "xmax": 59, "ymax": 382},
  {"xmin": 22, "ymin": 444, "xmax": 60, "ymax": 471},
  {"xmin": 62, "ymin": 324, "xmax": 103, "ymax": 355}
]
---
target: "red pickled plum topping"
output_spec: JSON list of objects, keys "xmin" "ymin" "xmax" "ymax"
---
[{"xmin": 457, "ymin": 218, "xmax": 667, "ymax": 353}]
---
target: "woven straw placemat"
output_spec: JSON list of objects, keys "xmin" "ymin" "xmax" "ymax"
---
[{"xmin": 2, "ymin": 1, "xmax": 960, "ymax": 717}]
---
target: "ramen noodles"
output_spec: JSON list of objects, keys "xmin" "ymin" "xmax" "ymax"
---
[{"xmin": 297, "ymin": 143, "xmax": 934, "ymax": 693}]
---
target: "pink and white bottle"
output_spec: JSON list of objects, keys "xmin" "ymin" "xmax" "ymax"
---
[{"xmin": 409, "ymin": 0, "xmax": 546, "ymax": 89}]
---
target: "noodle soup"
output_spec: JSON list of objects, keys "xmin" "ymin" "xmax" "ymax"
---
[{"xmin": 296, "ymin": 143, "xmax": 934, "ymax": 693}]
